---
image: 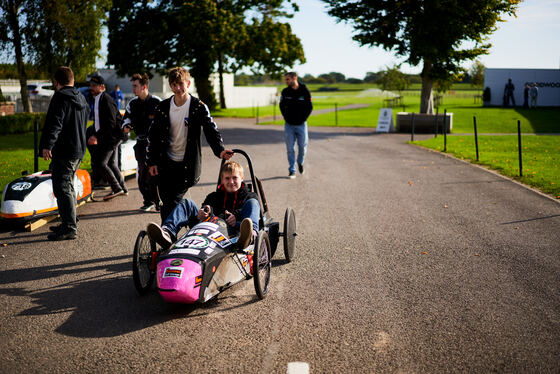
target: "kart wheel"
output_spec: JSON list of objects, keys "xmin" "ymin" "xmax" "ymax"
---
[
  {"xmin": 283, "ymin": 207, "xmax": 296, "ymax": 262},
  {"xmin": 253, "ymin": 231, "xmax": 271, "ymax": 299},
  {"xmin": 132, "ymin": 230, "xmax": 156, "ymax": 295}
]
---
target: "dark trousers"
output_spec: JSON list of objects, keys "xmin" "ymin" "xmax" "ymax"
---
[
  {"xmin": 96, "ymin": 141, "xmax": 125, "ymax": 193},
  {"xmin": 51, "ymin": 158, "xmax": 81, "ymax": 233},
  {"xmin": 134, "ymin": 139, "xmax": 159, "ymax": 206},
  {"xmin": 158, "ymin": 159, "xmax": 189, "ymax": 222},
  {"xmin": 86, "ymin": 126, "xmax": 101, "ymax": 184}
]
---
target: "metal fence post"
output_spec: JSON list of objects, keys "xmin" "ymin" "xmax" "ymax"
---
[
  {"xmin": 518, "ymin": 120, "xmax": 523, "ymax": 177},
  {"xmin": 443, "ymin": 109, "xmax": 447, "ymax": 152},
  {"xmin": 473, "ymin": 116, "xmax": 479, "ymax": 161}
]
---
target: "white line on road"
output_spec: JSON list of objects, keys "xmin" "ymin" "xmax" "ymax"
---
[{"xmin": 287, "ymin": 362, "xmax": 310, "ymax": 374}]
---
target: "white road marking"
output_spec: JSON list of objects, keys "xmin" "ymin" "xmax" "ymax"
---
[{"xmin": 287, "ymin": 362, "xmax": 310, "ymax": 374}]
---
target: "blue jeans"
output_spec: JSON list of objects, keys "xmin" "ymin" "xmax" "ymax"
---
[
  {"xmin": 284, "ymin": 122, "xmax": 308, "ymax": 173},
  {"xmin": 162, "ymin": 198, "xmax": 260, "ymax": 238},
  {"xmin": 51, "ymin": 158, "xmax": 81, "ymax": 233}
]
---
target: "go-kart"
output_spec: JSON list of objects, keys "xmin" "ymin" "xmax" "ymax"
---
[{"xmin": 132, "ymin": 149, "xmax": 297, "ymax": 303}]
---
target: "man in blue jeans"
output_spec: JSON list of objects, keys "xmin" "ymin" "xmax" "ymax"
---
[
  {"xmin": 279, "ymin": 72, "xmax": 313, "ymax": 179},
  {"xmin": 147, "ymin": 161, "xmax": 259, "ymax": 249}
]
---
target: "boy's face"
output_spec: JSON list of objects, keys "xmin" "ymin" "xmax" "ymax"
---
[
  {"xmin": 131, "ymin": 80, "xmax": 146, "ymax": 96},
  {"xmin": 221, "ymin": 171, "xmax": 243, "ymax": 193},
  {"xmin": 170, "ymin": 79, "xmax": 190, "ymax": 97}
]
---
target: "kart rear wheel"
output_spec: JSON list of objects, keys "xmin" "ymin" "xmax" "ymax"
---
[
  {"xmin": 253, "ymin": 231, "xmax": 271, "ymax": 299},
  {"xmin": 133, "ymin": 230, "xmax": 156, "ymax": 295},
  {"xmin": 283, "ymin": 207, "xmax": 296, "ymax": 262}
]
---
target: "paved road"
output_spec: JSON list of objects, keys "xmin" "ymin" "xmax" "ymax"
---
[{"xmin": 1, "ymin": 119, "xmax": 559, "ymax": 373}]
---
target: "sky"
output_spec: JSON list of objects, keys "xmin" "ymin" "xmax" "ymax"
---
[{"xmin": 98, "ymin": 0, "xmax": 560, "ymax": 79}]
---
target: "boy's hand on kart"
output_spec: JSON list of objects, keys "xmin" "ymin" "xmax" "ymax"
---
[
  {"xmin": 197, "ymin": 205, "xmax": 210, "ymax": 221},
  {"xmin": 225, "ymin": 210, "xmax": 236, "ymax": 227}
]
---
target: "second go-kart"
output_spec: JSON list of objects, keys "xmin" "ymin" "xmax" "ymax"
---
[{"xmin": 132, "ymin": 149, "xmax": 297, "ymax": 303}]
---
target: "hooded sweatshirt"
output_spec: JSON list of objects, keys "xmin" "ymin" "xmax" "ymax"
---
[{"xmin": 40, "ymin": 86, "xmax": 90, "ymax": 160}]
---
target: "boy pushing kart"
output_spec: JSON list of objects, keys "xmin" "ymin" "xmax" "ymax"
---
[{"xmin": 147, "ymin": 160, "xmax": 259, "ymax": 250}]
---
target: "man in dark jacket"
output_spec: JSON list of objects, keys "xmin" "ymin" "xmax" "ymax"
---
[
  {"xmin": 40, "ymin": 66, "xmax": 89, "ymax": 240},
  {"xmin": 87, "ymin": 74, "xmax": 127, "ymax": 200},
  {"xmin": 279, "ymin": 72, "xmax": 313, "ymax": 179},
  {"xmin": 123, "ymin": 73, "xmax": 161, "ymax": 211},
  {"xmin": 146, "ymin": 161, "xmax": 258, "ymax": 250},
  {"xmin": 147, "ymin": 67, "xmax": 233, "ymax": 221}
]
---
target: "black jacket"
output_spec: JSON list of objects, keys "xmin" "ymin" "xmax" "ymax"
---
[
  {"xmin": 202, "ymin": 183, "xmax": 258, "ymax": 223},
  {"xmin": 279, "ymin": 83, "xmax": 313, "ymax": 125},
  {"xmin": 147, "ymin": 95, "xmax": 225, "ymax": 187},
  {"xmin": 122, "ymin": 94, "xmax": 161, "ymax": 140},
  {"xmin": 40, "ymin": 86, "xmax": 89, "ymax": 160},
  {"xmin": 94, "ymin": 91, "xmax": 124, "ymax": 147}
]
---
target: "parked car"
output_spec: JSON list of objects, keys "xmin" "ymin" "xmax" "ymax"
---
[{"xmin": 27, "ymin": 83, "xmax": 54, "ymax": 97}]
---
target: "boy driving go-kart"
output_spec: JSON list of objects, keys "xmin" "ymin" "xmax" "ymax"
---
[{"xmin": 147, "ymin": 160, "xmax": 259, "ymax": 250}]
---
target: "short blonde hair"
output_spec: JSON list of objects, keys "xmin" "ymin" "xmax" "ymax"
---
[
  {"xmin": 168, "ymin": 67, "xmax": 190, "ymax": 84},
  {"xmin": 220, "ymin": 161, "xmax": 244, "ymax": 179}
]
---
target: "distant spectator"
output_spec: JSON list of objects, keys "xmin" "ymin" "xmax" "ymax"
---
[
  {"xmin": 503, "ymin": 78, "xmax": 515, "ymax": 107},
  {"xmin": 111, "ymin": 84, "xmax": 124, "ymax": 111},
  {"xmin": 523, "ymin": 84, "xmax": 529, "ymax": 108},
  {"xmin": 529, "ymin": 83, "xmax": 538, "ymax": 108}
]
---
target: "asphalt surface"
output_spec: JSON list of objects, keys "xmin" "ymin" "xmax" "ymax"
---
[{"xmin": 1, "ymin": 119, "xmax": 559, "ymax": 373}]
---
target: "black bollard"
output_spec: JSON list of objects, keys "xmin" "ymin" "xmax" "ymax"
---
[{"xmin": 443, "ymin": 109, "xmax": 447, "ymax": 152}]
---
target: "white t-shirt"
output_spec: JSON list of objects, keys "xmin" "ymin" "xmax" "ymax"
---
[
  {"xmin": 167, "ymin": 94, "xmax": 191, "ymax": 162},
  {"xmin": 93, "ymin": 94, "xmax": 101, "ymax": 132}
]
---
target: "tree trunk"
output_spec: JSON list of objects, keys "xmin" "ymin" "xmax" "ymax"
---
[
  {"xmin": 7, "ymin": 0, "xmax": 32, "ymax": 112},
  {"xmin": 191, "ymin": 55, "xmax": 217, "ymax": 110},
  {"xmin": 217, "ymin": 53, "xmax": 227, "ymax": 109},
  {"xmin": 420, "ymin": 60, "xmax": 434, "ymax": 114}
]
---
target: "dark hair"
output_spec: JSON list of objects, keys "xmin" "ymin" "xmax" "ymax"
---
[
  {"xmin": 285, "ymin": 72, "xmax": 297, "ymax": 79},
  {"xmin": 130, "ymin": 73, "xmax": 149, "ymax": 87},
  {"xmin": 54, "ymin": 66, "xmax": 74, "ymax": 86}
]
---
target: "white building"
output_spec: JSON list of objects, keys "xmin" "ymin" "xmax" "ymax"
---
[{"xmin": 483, "ymin": 68, "xmax": 560, "ymax": 107}]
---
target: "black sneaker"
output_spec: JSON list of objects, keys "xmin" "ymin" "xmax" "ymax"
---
[
  {"xmin": 49, "ymin": 224, "xmax": 64, "ymax": 233},
  {"xmin": 139, "ymin": 203, "xmax": 157, "ymax": 212},
  {"xmin": 147, "ymin": 222, "xmax": 173, "ymax": 248},
  {"xmin": 288, "ymin": 172, "xmax": 296, "ymax": 179},
  {"xmin": 237, "ymin": 218, "xmax": 253, "ymax": 249},
  {"xmin": 298, "ymin": 163, "xmax": 305, "ymax": 174},
  {"xmin": 48, "ymin": 230, "xmax": 76, "ymax": 241},
  {"xmin": 103, "ymin": 189, "xmax": 124, "ymax": 201}
]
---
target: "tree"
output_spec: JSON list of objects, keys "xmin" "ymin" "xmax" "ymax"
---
[
  {"xmin": 378, "ymin": 65, "xmax": 409, "ymax": 95},
  {"xmin": 108, "ymin": 0, "xmax": 305, "ymax": 110},
  {"xmin": 469, "ymin": 60, "xmax": 485, "ymax": 90},
  {"xmin": 323, "ymin": 0, "xmax": 520, "ymax": 113},
  {"xmin": 0, "ymin": 0, "xmax": 110, "ymax": 112}
]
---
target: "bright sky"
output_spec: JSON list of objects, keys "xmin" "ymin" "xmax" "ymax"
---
[
  {"xmin": 287, "ymin": 0, "xmax": 560, "ymax": 78},
  {"xmin": 98, "ymin": 0, "xmax": 560, "ymax": 79}
]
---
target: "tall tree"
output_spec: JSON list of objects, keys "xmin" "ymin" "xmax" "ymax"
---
[
  {"xmin": 469, "ymin": 60, "xmax": 485, "ymax": 90},
  {"xmin": 323, "ymin": 0, "xmax": 520, "ymax": 113},
  {"xmin": 0, "ymin": 0, "xmax": 110, "ymax": 112},
  {"xmin": 108, "ymin": 0, "xmax": 305, "ymax": 110}
]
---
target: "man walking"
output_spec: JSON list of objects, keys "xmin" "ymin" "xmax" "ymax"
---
[
  {"xmin": 279, "ymin": 72, "xmax": 313, "ymax": 179},
  {"xmin": 147, "ymin": 67, "xmax": 233, "ymax": 222},
  {"xmin": 123, "ymin": 73, "xmax": 161, "ymax": 211},
  {"xmin": 87, "ymin": 75, "xmax": 128, "ymax": 200},
  {"xmin": 40, "ymin": 66, "xmax": 89, "ymax": 240}
]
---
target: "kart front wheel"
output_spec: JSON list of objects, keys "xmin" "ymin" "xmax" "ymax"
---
[
  {"xmin": 253, "ymin": 231, "xmax": 271, "ymax": 299},
  {"xmin": 283, "ymin": 207, "xmax": 296, "ymax": 262},
  {"xmin": 132, "ymin": 230, "xmax": 156, "ymax": 295}
]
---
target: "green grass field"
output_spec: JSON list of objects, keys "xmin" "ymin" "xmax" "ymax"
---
[{"xmin": 412, "ymin": 135, "xmax": 560, "ymax": 198}]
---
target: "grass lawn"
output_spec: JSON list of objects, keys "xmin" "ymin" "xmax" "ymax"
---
[
  {"xmin": 0, "ymin": 132, "xmax": 93, "ymax": 200},
  {"xmin": 412, "ymin": 135, "xmax": 560, "ymax": 198}
]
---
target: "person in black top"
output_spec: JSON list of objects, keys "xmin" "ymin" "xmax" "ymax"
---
[
  {"xmin": 40, "ymin": 66, "xmax": 89, "ymax": 240},
  {"xmin": 279, "ymin": 72, "xmax": 313, "ymax": 179},
  {"xmin": 503, "ymin": 78, "xmax": 516, "ymax": 107},
  {"xmin": 123, "ymin": 73, "xmax": 162, "ymax": 211},
  {"xmin": 147, "ymin": 67, "xmax": 233, "ymax": 222},
  {"xmin": 146, "ymin": 161, "xmax": 259, "ymax": 250},
  {"xmin": 88, "ymin": 75, "xmax": 127, "ymax": 200}
]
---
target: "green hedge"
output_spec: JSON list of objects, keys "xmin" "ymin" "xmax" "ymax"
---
[{"xmin": 0, "ymin": 113, "xmax": 46, "ymax": 135}]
